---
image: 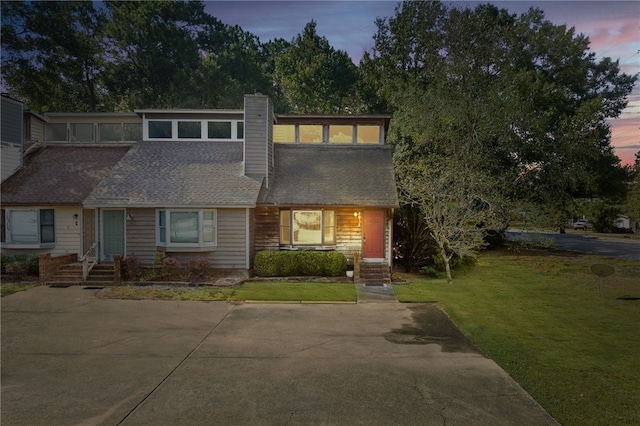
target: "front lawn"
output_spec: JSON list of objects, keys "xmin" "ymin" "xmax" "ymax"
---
[
  {"xmin": 1, "ymin": 283, "xmax": 36, "ymax": 297},
  {"xmin": 394, "ymin": 249, "xmax": 640, "ymax": 425}
]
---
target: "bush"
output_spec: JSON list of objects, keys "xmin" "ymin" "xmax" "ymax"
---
[
  {"xmin": 254, "ymin": 250, "xmax": 347, "ymax": 277},
  {"xmin": 161, "ymin": 257, "xmax": 182, "ymax": 280},
  {"xmin": 1, "ymin": 254, "xmax": 39, "ymax": 277},
  {"xmin": 122, "ymin": 256, "xmax": 142, "ymax": 280},
  {"xmin": 186, "ymin": 257, "xmax": 209, "ymax": 278}
]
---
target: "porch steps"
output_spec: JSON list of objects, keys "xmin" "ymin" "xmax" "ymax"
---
[
  {"xmin": 85, "ymin": 264, "xmax": 115, "ymax": 285},
  {"xmin": 357, "ymin": 262, "xmax": 392, "ymax": 285},
  {"xmin": 48, "ymin": 263, "xmax": 83, "ymax": 286},
  {"xmin": 48, "ymin": 263, "xmax": 115, "ymax": 286}
]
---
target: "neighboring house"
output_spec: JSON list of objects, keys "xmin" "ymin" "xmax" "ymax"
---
[
  {"xmin": 1, "ymin": 94, "xmax": 398, "ymax": 280},
  {"xmin": 1, "ymin": 95, "xmax": 24, "ymax": 182}
]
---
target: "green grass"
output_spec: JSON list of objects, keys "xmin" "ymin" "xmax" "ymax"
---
[
  {"xmin": 1, "ymin": 283, "xmax": 36, "ymax": 297},
  {"xmin": 394, "ymin": 249, "xmax": 640, "ymax": 426},
  {"xmin": 99, "ymin": 282, "xmax": 356, "ymax": 302}
]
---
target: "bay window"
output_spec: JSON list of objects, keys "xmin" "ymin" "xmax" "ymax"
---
[
  {"xmin": 157, "ymin": 209, "xmax": 216, "ymax": 248},
  {"xmin": 280, "ymin": 210, "xmax": 335, "ymax": 246}
]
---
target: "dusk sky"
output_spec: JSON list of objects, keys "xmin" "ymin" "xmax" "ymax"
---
[{"xmin": 206, "ymin": 1, "xmax": 639, "ymax": 165}]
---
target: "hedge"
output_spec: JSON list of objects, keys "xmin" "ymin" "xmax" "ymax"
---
[{"xmin": 254, "ymin": 250, "xmax": 347, "ymax": 277}]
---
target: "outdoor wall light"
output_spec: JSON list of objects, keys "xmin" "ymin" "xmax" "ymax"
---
[{"xmin": 126, "ymin": 213, "xmax": 133, "ymax": 221}]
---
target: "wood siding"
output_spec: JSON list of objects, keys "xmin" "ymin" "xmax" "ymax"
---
[
  {"xmin": 124, "ymin": 208, "xmax": 249, "ymax": 269},
  {"xmin": 254, "ymin": 207, "xmax": 385, "ymax": 263}
]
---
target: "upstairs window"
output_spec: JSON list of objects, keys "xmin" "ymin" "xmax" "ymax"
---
[
  {"xmin": 145, "ymin": 119, "xmax": 243, "ymax": 141},
  {"xmin": 178, "ymin": 121, "xmax": 201, "ymax": 139},
  {"xmin": 148, "ymin": 121, "xmax": 172, "ymax": 138},
  {"xmin": 45, "ymin": 124, "xmax": 67, "ymax": 141},
  {"xmin": 70, "ymin": 123, "xmax": 93, "ymax": 142},
  {"xmin": 273, "ymin": 124, "xmax": 382, "ymax": 145}
]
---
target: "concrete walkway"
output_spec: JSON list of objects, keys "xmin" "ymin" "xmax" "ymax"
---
[
  {"xmin": 1, "ymin": 285, "xmax": 558, "ymax": 425},
  {"xmin": 356, "ymin": 283, "xmax": 398, "ymax": 303}
]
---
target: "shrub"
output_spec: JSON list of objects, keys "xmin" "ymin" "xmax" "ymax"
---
[
  {"xmin": 122, "ymin": 256, "xmax": 142, "ymax": 280},
  {"xmin": 1, "ymin": 254, "xmax": 39, "ymax": 277},
  {"xmin": 161, "ymin": 257, "xmax": 182, "ymax": 280},
  {"xmin": 254, "ymin": 251, "xmax": 347, "ymax": 277},
  {"xmin": 186, "ymin": 257, "xmax": 209, "ymax": 279}
]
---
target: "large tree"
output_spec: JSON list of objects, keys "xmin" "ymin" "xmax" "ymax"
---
[
  {"xmin": 1, "ymin": 1, "xmax": 108, "ymax": 111},
  {"xmin": 366, "ymin": 1, "xmax": 636, "ymax": 266},
  {"xmin": 274, "ymin": 21, "xmax": 358, "ymax": 113},
  {"xmin": 366, "ymin": 1, "xmax": 636, "ymax": 205}
]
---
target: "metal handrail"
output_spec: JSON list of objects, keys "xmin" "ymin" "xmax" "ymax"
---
[{"xmin": 81, "ymin": 242, "xmax": 99, "ymax": 281}]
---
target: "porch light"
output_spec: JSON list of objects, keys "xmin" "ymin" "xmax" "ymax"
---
[
  {"xmin": 353, "ymin": 211, "xmax": 359, "ymax": 218},
  {"xmin": 126, "ymin": 213, "xmax": 133, "ymax": 221}
]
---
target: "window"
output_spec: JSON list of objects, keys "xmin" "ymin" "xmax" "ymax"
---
[
  {"xmin": 123, "ymin": 123, "xmax": 142, "ymax": 141},
  {"xmin": 280, "ymin": 210, "xmax": 335, "ymax": 246},
  {"xmin": 157, "ymin": 209, "xmax": 216, "ymax": 247},
  {"xmin": 274, "ymin": 125, "xmax": 295, "ymax": 143},
  {"xmin": 98, "ymin": 123, "xmax": 123, "ymax": 142},
  {"xmin": 237, "ymin": 122, "xmax": 244, "ymax": 139},
  {"xmin": 2, "ymin": 209, "xmax": 55, "ymax": 246},
  {"xmin": 45, "ymin": 124, "xmax": 67, "ymax": 141},
  {"xmin": 356, "ymin": 125, "xmax": 380, "ymax": 144},
  {"xmin": 148, "ymin": 121, "xmax": 172, "ymax": 138},
  {"xmin": 1, "ymin": 209, "xmax": 5, "ymax": 243},
  {"xmin": 178, "ymin": 121, "xmax": 201, "ymax": 139},
  {"xmin": 329, "ymin": 125, "xmax": 353, "ymax": 144},
  {"xmin": 71, "ymin": 123, "xmax": 93, "ymax": 142},
  {"xmin": 299, "ymin": 125, "xmax": 323, "ymax": 144},
  {"xmin": 208, "ymin": 121, "xmax": 231, "ymax": 139}
]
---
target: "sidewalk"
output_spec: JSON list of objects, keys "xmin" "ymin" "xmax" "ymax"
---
[{"xmin": 356, "ymin": 283, "xmax": 398, "ymax": 303}]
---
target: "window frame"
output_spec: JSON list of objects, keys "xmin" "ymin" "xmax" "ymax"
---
[
  {"xmin": 156, "ymin": 209, "xmax": 217, "ymax": 248},
  {"xmin": 279, "ymin": 209, "xmax": 336, "ymax": 247},
  {"xmin": 273, "ymin": 124, "xmax": 382, "ymax": 145},
  {"xmin": 1, "ymin": 208, "xmax": 56, "ymax": 248},
  {"xmin": 145, "ymin": 119, "xmax": 244, "ymax": 141}
]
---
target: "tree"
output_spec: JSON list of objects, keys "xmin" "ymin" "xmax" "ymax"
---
[
  {"xmin": 364, "ymin": 0, "xmax": 636, "ymax": 264},
  {"xmin": 102, "ymin": 0, "xmax": 217, "ymax": 109},
  {"xmin": 396, "ymin": 154, "xmax": 505, "ymax": 284},
  {"xmin": 274, "ymin": 21, "xmax": 358, "ymax": 113},
  {"xmin": 365, "ymin": 1, "xmax": 636, "ymax": 204},
  {"xmin": 1, "ymin": 1, "xmax": 108, "ymax": 111}
]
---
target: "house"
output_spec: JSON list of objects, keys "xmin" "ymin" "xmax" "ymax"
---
[{"xmin": 1, "ymin": 94, "xmax": 398, "ymax": 283}]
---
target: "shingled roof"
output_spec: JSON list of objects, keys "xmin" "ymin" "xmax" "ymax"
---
[
  {"xmin": 1, "ymin": 146, "xmax": 131, "ymax": 205},
  {"xmin": 258, "ymin": 145, "xmax": 398, "ymax": 207},
  {"xmin": 84, "ymin": 141, "xmax": 262, "ymax": 207}
]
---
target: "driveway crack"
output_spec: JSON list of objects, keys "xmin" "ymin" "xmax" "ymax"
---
[{"xmin": 116, "ymin": 304, "xmax": 237, "ymax": 425}]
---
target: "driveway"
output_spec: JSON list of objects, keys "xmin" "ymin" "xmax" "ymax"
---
[{"xmin": 1, "ymin": 286, "xmax": 558, "ymax": 425}]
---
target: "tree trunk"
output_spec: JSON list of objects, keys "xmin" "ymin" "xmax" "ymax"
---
[{"xmin": 444, "ymin": 256, "xmax": 453, "ymax": 285}]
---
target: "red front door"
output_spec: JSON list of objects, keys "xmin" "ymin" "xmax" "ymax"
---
[{"xmin": 363, "ymin": 210, "xmax": 385, "ymax": 259}]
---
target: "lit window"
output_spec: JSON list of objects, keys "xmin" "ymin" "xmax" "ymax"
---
[
  {"xmin": 2, "ymin": 209, "xmax": 55, "ymax": 246},
  {"xmin": 356, "ymin": 125, "xmax": 380, "ymax": 144},
  {"xmin": 329, "ymin": 125, "xmax": 353, "ymax": 144},
  {"xmin": 274, "ymin": 125, "xmax": 295, "ymax": 143},
  {"xmin": 157, "ymin": 210, "xmax": 217, "ymax": 247},
  {"xmin": 299, "ymin": 125, "xmax": 323, "ymax": 143},
  {"xmin": 280, "ymin": 210, "xmax": 335, "ymax": 245},
  {"xmin": 178, "ymin": 121, "xmax": 201, "ymax": 139}
]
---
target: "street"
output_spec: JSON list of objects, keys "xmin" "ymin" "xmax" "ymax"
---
[{"xmin": 506, "ymin": 231, "xmax": 640, "ymax": 262}]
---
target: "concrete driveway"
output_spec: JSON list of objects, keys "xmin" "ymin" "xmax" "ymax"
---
[{"xmin": 1, "ymin": 286, "xmax": 558, "ymax": 425}]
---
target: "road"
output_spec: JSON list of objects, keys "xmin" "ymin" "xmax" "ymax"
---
[{"xmin": 506, "ymin": 231, "xmax": 640, "ymax": 263}]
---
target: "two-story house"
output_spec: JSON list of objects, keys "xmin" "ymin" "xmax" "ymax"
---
[{"xmin": 1, "ymin": 94, "xmax": 398, "ymax": 282}]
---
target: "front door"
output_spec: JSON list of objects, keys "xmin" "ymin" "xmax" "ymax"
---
[
  {"xmin": 103, "ymin": 210, "xmax": 125, "ymax": 261},
  {"xmin": 363, "ymin": 210, "xmax": 385, "ymax": 259}
]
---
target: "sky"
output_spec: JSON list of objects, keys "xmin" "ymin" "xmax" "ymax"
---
[{"xmin": 205, "ymin": 0, "xmax": 639, "ymax": 165}]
